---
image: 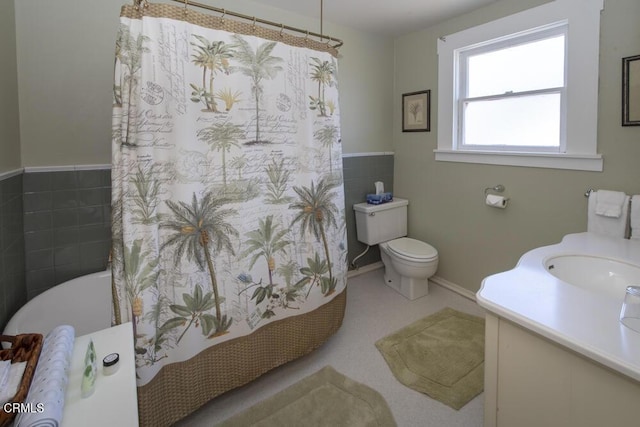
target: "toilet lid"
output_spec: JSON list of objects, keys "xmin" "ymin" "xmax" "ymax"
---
[{"xmin": 387, "ymin": 238, "xmax": 438, "ymax": 261}]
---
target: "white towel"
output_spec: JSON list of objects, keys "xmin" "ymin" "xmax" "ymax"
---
[
  {"xmin": 631, "ymin": 195, "xmax": 640, "ymax": 240},
  {"xmin": 595, "ymin": 190, "xmax": 627, "ymax": 218},
  {"xmin": 0, "ymin": 361, "xmax": 27, "ymax": 406},
  {"xmin": 588, "ymin": 191, "xmax": 629, "ymax": 238},
  {"xmin": 0, "ymin": 360, "xmax": 10, "ymax": 392}
]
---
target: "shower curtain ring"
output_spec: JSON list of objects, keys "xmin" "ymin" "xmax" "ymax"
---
[
  {"xmin": 305, "ymin": 30, "xmax": 309, "ymax": 44},
  {"xmin": 183, "ymin": 0, "xmax": 189, "ymax": 16},
  {"xmin": 220, "ymin": 9, "xmax": 226, "ymax": 25},
  {"xmin": 280, "ymin": 23, "xmax": 285, "ymax": 38},
  {"xmin": 135, "ymin": 0, "xmax": 149, "ymax": 11},
  {"xmin": 252, "ymin": 17, "xmax": 257, "ymax": 32}
]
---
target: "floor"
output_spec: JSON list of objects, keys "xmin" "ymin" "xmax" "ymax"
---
[{"xmin": 175, "ymin": 267, "xmax": 486, "ymax": 427}]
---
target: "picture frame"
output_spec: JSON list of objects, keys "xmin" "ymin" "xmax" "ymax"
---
[
  {"xmin": 402, "ymin": 90, "xmax": 430, "ymax": 132},
  {"xmin": 622, "ymin": 54, "xmax": 640, "ymax": 126}
]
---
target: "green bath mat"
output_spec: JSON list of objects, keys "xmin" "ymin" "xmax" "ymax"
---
[
  {"xmin": 217, "ymin": 366, "xmax": 396, "ymax": 427},
  {"xmin": 375, "ymin": 307, "xmax": 485, "ymax": 410}
]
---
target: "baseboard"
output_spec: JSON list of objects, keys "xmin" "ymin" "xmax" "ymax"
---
[
  {"xmin": 430, "ymin": 275, "xmax": 477, "ymax": 302},
  {"xmin": 347, "ymin": 261, "xmax": 383, "ymax": 278},
  {"xmin": 347, "ymin": 266, "xmax": 478, "ymax": 302}
]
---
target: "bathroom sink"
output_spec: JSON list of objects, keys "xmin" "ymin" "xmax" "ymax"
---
[
  {"xmin": 544, "ymin": 255, "xmax": 640, "ymax": 299},
  {"xmin": 479, "ymin": 233, "xmax": 640, "ymax": 384}
]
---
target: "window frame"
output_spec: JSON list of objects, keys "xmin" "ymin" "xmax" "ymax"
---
[
  {"xmin": 435, "ymin": 0, "xmax": 604, "ymax": 172},
  {"xmin": 457, "ymin": 23, "xmax": 568, "ymax": 153}
]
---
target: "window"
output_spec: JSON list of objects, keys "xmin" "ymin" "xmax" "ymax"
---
[
  {"xmin": 436, "ymin": 0, "xmax": 604, "ymax": 171},
  {"xmin": 459, "ymin": 24, "xmax": 566, "ymax": 152}
]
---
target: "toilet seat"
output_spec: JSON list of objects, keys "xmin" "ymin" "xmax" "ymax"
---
[{"xmin": 386, "ymin": 237, "xmax": 438, "ymax": 262}]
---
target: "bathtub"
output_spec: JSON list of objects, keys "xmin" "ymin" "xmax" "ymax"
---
[{"xmin": 3, "ymin": 270, "xmax": 112, "ymax": 337}]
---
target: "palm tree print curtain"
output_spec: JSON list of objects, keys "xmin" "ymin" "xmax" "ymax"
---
[{"xmin": 112, "ymin": 10, "xmax": 346, "ymax": 386}]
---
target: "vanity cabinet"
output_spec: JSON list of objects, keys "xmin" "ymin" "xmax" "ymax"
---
[{"xmin": 484, "ymin": 314, "xmax": 640, "ymax": 427}]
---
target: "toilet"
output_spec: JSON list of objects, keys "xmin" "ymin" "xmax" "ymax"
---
[{"xmin": 353, "ymin": 198, "xmax": 438, "ymax": 300}]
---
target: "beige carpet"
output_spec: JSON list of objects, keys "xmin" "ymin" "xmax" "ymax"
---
[
  {"xmin": 375, "ymin": 307, "xmax": 485, "ymax": 410},
  {"xmin": 216, "ymin": 366, "xmax": 396, "ymax": 426}
]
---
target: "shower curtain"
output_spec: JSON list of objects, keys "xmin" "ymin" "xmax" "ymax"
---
[{"xmin": 111, "ymin": 3, "xmax": 347, "ymax": 425}]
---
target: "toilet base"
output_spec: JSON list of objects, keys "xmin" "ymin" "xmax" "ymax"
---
[{"xmin": 383, "ymin": 265, "xmax": 429, "ymax": 300}]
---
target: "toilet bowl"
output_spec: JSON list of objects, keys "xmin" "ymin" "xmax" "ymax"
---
[
  {"xmin": 379, "ymin": 237, "xmax": 438, "ymax": 300},
  {"xmin": 353, "ymin": 197, "xmax": 439, "ymax": 300}
]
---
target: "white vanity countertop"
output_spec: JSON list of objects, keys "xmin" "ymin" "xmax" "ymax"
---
[{"xmin": 477, "ymin": 232, "xmax": 640, "ymax": 382}]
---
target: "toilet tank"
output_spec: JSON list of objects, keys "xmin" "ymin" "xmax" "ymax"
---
[{"xmin": 353, "ymin": 198, "xmax": 408, "ymax": 245}]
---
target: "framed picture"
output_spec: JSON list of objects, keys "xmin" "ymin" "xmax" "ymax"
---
[
  {"xmin": 402, "ymin": 90, "xmax": 430, "ymax": 132},
  {"xmin": 622, "ymin": 54, "xmax": 640, "ymax": 126}
]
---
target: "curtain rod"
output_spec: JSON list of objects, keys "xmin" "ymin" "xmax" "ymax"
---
[{"xmin": 134, "ymin": 0, "xmax": 343, "ymax": 49}]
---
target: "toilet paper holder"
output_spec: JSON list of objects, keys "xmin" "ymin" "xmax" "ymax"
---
[
  {"xmin": 484, "ymin": 184, "xmax": 509, "ymax": 208},
  {"xmin": 484, "ymin": 184, "xmax": 505, "ymax": 196}
]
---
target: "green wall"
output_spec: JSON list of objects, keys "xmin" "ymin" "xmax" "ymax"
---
[
  {"xmin": 393, "ymin": 0, "xmax": 640, "ymax": 293},
  {"xmin": 0, "ymin": 0, "xmax": 21, "ymax": 173},
  {"xmin": 13, "ymin": 0, "xmax": 393, "ymax": 167}
]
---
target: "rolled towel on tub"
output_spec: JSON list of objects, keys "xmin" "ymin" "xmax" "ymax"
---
[{"xmin": 15, "ymin": 325, "xmax": 75, "ymax": 427}]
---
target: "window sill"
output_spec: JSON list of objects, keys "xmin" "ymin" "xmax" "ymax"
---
[{"xmin": 433, "ymin": 149, "xmax": 603, "ymax": 171}]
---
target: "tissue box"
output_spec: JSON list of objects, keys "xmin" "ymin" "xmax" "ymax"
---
[{"xmin": 366, "ymin": 193, "xmax": 393, "ymax": 205}]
